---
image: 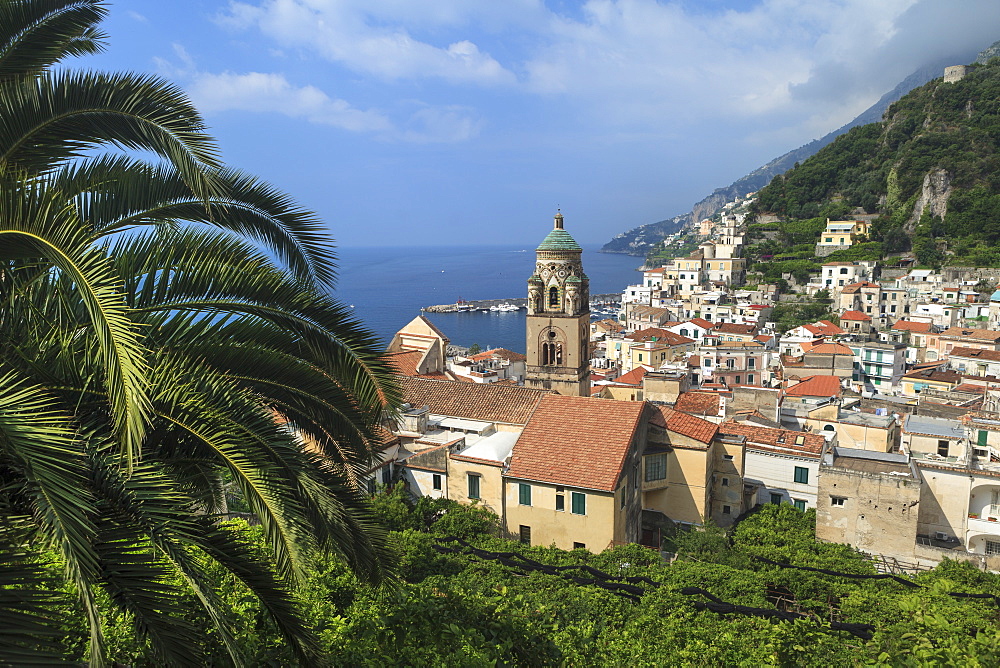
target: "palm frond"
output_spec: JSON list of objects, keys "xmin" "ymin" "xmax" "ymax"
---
[{"xmin": 0, "ymin": 0, "xmax": 107, "ymax": 80}]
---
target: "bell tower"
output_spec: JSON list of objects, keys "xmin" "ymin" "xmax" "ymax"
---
[{"xmin": 525, "ymin": 212, "xmax": 591, "ymax": 397}]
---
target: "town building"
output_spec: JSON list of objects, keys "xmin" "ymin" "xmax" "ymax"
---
[{"xmin": 525, "ymin": 213, "xmax": 591, "ymax": 396}]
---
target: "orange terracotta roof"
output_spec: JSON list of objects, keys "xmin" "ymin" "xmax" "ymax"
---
[
  {"xmin": 386, "ymin": 350, "xmax": 425, "ymax": 376},
  {"xmin": 627, "ymin": 327, "xmax": 673, "ymax": 342},
  {"xmin": 660, "ymin": 407, "xmax": 718, "ymax": 444},
  {"xmin": 614, "ymin": 366, "xmax": 648, "ymax": 386},
  {"xmin": 813, "ymin": 320, "xmax": 845, "ymax": 335},
  {"xmin": 839, "ymin": 310, "xmax": 870, "ymax": 321},
  {"xmin": 892, "ymin": 319, "xmax": 933, "ymax": 333},
  {"xmin": 398, "ymin": 376, "xmax": 550, "ymax": 424},
  {"xmin": 808, "ymin": 342, "xmax": 855, "ymax": 355},
  {"xmin": 506, "ymin": 395, "xmax": 645, "ymax": 492},
  {"xmin": 720, "ymin": 422, "xmax": 823, "ymax": 456},
  {"xmin": 469, "ymin": 348, "xmax": 527, "ymax": 363},
  {"xmin": 674, "ymin": 391, "xmax": 720, "ymax": 416},
  {"xmin": 784, "ymin": 375, "xmax": 842, "ymax": 397},
  {"xmin": 841, "ymin": 282, "xmax": 880, "ymax": 294},
  {"xmin": 688, "ymin": 317, "xmax": 714, "ymax": 329}
]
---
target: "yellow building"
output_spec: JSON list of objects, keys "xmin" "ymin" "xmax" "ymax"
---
[
  {"xmin": 504, "ymin": 395, "xmax": 647, "ymax": 551},
  {"xmin": 817, "ymin": 219, "xmax": 871, "ymax": 249}
]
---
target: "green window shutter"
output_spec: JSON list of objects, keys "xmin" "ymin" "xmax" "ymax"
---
[
  {"xmin": 518, "ymin": 483, "xmax": 531, "ymax": 506},
  {"xmin": 794, "ymin": 466, "xmax": 809, "ymax": 484},
  {"xmin": 770, "ymin": 493, "xmax": 782, "ymax": 505},
  {"xmin": 571, "ymin": 492, "xmax": 586, "ymax": 515},
  {"xmin": 979, "ymin": 430, "xmax": 989, "ymax": 447},
  {"xmin": 467, "ymin": 474, "xmax": 480, "ymax": 499},
  {"xmin": 793, "ymin": 499, "xmax": 806, "ymax": 512}
]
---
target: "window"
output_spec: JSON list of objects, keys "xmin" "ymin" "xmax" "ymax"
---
[
  {"xmin": 645, "ymin": 453, "xmax": 667, "ymax": 482},
  {"xmin": 467, "ymin": 473, "xmax": 480, "ymax": 500},
  {"xmin": 721, "ymin": 477, "xmax": 729, "ymax": 487},
  {"xmin": 637, "ymin": 353, "xmax": 643, "ymax": 362},
  {"xmin": 770, "ymin": 493, "xmax": 782, "ymax": 505},
  {"xmin": 722, "ymin": 505, "xmax": 731, "ymax": 515},
  {"xmin": 831, "ymin": 496, "xmax": 846, "ymax": 507},
  {"xmin": 573, "ymin": 542, "xmax": 587, "ymax": 550},
  {"xmin": 571, "ymin": 492, "xmax": 586, "ymax": 515},
  {"xmin": 986, "ymin": 540, "xmax": 1000, "ymax": 556},
  {"xmin": 382, "ymin": 467, "xmax": 392, "ymax": 484},
  {"xmin": 825, "ymin": 237, "xmax": 833, "ymax": 243},
  {"xmin": 748, "ymin": 357, "xmax": 756, "ymax": 369},
  {"xmin": 555, "ymin": 491, "xmax": 565, "ymax": 511},
  {"xmin": 937, "ymin": 440, "xmax": 949, "ymax": 457},
  {"xmin": 793, "ymin": 467, "xmax": 809, "ymax": 484},
  {"xmin": 518, "ymin": 483, "xmax": 532, "ymax": 506},
  {"xmin": 620, "ymin": 486, "xmax": 626, "ymax": 509},
  {"xmin": 723, "ymin": 454, "xmax": 734, "ymax": 461},
  {"xmin": 548, "ymin": 286, "xmax": 559, "ymax": 308},
  {"xmin": 840, "ymin": 268, "xmax": 848, "ymax": 275},
  {"xmin": 366, "ymin": 478, "xmax": 376, "ymax": 495},
  {"xmin": 979, "ymin": 430, "xmax": 989, "ymax": 447},
  {"xmin": 432, "ymin": 474, "xmax": 442, "ymax": 491},
  {"xmin": 735, "ymin": 376, "xmax": 741, "ymax": 384},
  {"xmin": 747, "ymin": 373, "xmax": 755, "ymax": 384},
  {"xmin": 519, "ymin": 525, "xmax": 531, "ymax": 545},
  {"xmin": 793, "ymin": 499, "xmax": 806, "ymax": 512}
]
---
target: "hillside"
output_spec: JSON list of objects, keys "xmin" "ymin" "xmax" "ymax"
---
[
  {"xmin": 752, "ymin": 57, "xmax": 1000, "ymax": 269},
  {"xmin": 602, "ymin": 49, "xmax": 983, "ymax": 257}
]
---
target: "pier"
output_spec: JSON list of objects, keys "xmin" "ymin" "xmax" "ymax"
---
[{"xmin": 422, "ymin": 293, "xmax": 621, "ymax": 313}]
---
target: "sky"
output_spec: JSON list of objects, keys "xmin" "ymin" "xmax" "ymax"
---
[{"xmin": 84, "ymin": 0, "xmax": 1000, "ymax": 247}]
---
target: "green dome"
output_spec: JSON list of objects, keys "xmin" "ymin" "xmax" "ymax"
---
[
  {"xmin": 536, "ymin": 228, "xmax": 582, "ymax": 252},
  {"xmin": 565, "ymin": 275, "xmax": 582, "ymax": 283}
]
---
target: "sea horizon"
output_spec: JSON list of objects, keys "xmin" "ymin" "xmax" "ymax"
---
[{"xmin": 331, "ymin": 244, "xmax": 643, "ymax": 353}]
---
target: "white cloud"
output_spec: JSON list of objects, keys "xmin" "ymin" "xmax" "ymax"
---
[
  {"xmin": 218, "ymin": 0, "xmax": 517, "ymax": 85},
  {"xmin": 400, "ymin": 105, "xmax": 484, "ymax": 143},
  {"xmin": 187, "ymin": 71, "xmax": 392, "ymax": 133}
]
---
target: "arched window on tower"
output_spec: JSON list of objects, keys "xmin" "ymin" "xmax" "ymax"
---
[
  {"xmin": 555, "ymin": 343, "xmax": 563, "ymax": 365},
  {"xmin": 548, "ymin": 286, "xmax": 560, "ymax": 309}
]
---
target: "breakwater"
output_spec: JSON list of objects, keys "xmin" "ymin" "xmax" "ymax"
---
[{"xmin": 423, "ymin": 293, "xmax": 621, "ymax": 313}]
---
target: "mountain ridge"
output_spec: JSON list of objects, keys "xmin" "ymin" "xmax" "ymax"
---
[{"xmin": 601, "ymin": 48, "xmax": 984, "ymax": 256}]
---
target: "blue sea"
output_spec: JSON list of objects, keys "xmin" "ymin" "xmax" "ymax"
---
[{"xmin": 331, "ymin": 245, "xmax": 643, "ymax": 353}]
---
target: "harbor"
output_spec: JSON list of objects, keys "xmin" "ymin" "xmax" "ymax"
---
[{"xmin": 422, "ymin": 293, "xmax": 622, "ymax": 314}]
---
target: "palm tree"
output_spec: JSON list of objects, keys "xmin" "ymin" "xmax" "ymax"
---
[{"xmin": 0, "ymin": 2, "xmax": 399, "ymax": 665}]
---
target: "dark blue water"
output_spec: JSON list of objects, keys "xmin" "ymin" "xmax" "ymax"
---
[{"xmin": 332, "ymin": 245, "xmax": 642, "ymax": 353}]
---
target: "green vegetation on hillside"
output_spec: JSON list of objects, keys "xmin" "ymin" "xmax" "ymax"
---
[{"xmin": 752, "ymin": 58, "xmax": 1000, "ymax": 268}]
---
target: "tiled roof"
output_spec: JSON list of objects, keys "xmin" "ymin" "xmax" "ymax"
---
[
  {"xmin": 720, "ymin": 422, "xmax": 824, "ymax": 456},
  {"xmin": 386, "ymin": 350, "xmax": 424, "ymax": 376},
  {"xmin": 614, "ymin": 366, "xmax": 648, "ymax": 386},
  {"xmin": 659, "ymin": 407, "xmax": 718, "ymax": 444},
  {"xmin": 713, "ymin": 323, "xmax": 757, "ymax": 335},
  {"xmin": 688, "ymin": 317, "xmax": 714, "ymax": 329},
  {"xmin": 839, "ymin": 310, "xmax": 870, "ymax": 321},
  {"xmin": 949, "ymin": 347, "xmax": 1000, "ymax": 362},
  {"xmin": 807, "ymin": 342, "xmax": 855, "ymax": 355},
  {"xmin": 627, "ymin": 327, "xmax": 672, "ymax": 342},
  {"xmin": 398, "ymin": 376, "xmax": 550, "ymax": 424},
  {"xmin": 470, "ymin": 348, "xmax": 527, "ymax": 363},
  {"xmin": 840, "ymin": 282, "xmax": 880, "ymax": 294},
  {"xmin": 892, "ymin": 319, "xmax": 933, "ymax": 333},
  {"xmin": 939, "ymin": 327, "xmax": 1000, "ymax": 342},
  {"xmin": 784, "ymin": 375, "xmax": 842, "ymax": 397},
  {"xmin": 813, "ymin": 320, "xmax": 845, "ymax": 335},
  {"xmin": 506, "ymin": 395, "xmax": 645, "ymax": 492},
  {"xmin": 536, "ymin": 221, "xmax": 583, "ymax": 252},
  {"xmin": 674, "ymin": 391, "xmax": 721, "ymax": 415}
]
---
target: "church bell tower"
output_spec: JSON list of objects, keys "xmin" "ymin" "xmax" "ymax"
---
[{"xmin": 525, "ymin": 212, "xmax": 591, "ymax": 397}]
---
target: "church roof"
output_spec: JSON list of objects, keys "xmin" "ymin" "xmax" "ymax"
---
[
  {"xmin": 536, "ymin": 227, "xmax": 583, "ymax": 252},
  {"xmin": 536, "ymin": 213, "xmax": 583, "ymax": 252}
]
